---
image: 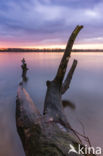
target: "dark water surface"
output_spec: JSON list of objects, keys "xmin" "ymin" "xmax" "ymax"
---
[{"xmin": 0, "ymin": 52, "xmax": 103, "ymax": 156}]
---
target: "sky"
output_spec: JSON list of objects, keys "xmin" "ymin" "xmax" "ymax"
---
[{"xmin": 0, "ymin": 0, "xmax": 103, "ymax": 49}]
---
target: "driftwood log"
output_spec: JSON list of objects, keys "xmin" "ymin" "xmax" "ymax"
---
[{"xmin": 16, "ymin": 25, "xmax": 95, "ymax": 156}]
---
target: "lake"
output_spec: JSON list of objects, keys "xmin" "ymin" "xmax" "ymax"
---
[{"xmin": 0, "ymin": 52, "xmax": 103, "ymax": 156}]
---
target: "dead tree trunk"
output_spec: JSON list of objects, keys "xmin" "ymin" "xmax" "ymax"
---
[{"xmin": 16, "ymin": 25, "xmax": 94, "ymax": 156}]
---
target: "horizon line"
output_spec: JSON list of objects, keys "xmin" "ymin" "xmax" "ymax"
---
[{"xmin": 1, "ymin": 48, "xmax": 103, "ymax": 50}]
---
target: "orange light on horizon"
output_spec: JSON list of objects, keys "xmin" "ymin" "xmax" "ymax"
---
[
  {"xmin": 73, "ymin": 44, "xmax": 103, "ymax": 49},
  {"xmin": 0, "ymin": 42, "xmax": 103, "ymax": 49},
  {"xmin": 26, "ymin": 44, "xmax": 103, "ymax": 49}
]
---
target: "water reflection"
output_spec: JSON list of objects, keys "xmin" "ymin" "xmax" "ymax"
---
[{"xmin": 0, "ymin": 52, "xmax": 103, "ymax": 155}]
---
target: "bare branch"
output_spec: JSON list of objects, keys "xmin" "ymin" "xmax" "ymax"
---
[
  {"xmin": 61, "ymin": 59, "xmax": 77, "ymax": 94},
  {"xmin": 54, "ymin": 25, "xmax": 83, "ymax": 85}
]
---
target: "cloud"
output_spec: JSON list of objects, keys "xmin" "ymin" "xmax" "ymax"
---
[{"xmin": 0, "ymin": 0, "xmax": 103, "ymax": 47}]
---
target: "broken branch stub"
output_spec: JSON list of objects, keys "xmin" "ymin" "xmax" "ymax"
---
[{"xmin": 21, "ymin": 58, "xmax": 29, "ymax": 82}]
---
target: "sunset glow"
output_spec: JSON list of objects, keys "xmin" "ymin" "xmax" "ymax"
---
[
  {"xmin": 0, "ymin": 0, "xmax": 103, "ymax": 49},
  {"xmin": 0, "ymin": 43, "xmax": 103, "ymax": 50}
]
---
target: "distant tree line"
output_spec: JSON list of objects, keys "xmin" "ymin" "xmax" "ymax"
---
[{"xmin": 0, "ymin": 48, "xmax": 103, "ymax": 52}]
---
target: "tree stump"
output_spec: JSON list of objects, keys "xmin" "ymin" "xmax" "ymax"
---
[{"xmin": 21, "ymin": 58, "xmax": 29, "ymax": 82}]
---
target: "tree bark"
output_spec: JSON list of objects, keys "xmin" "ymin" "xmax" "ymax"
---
[
  {"xmin": 16, "ymin": 85, "xmax": 81, "ymax": 156},
  {"xmin": 61, "ymin": 59, "xmax": 77, "ymax": 94},
  {"xmin": 16, "ymin": 25, "xmax": 95, "ymax": 156}
]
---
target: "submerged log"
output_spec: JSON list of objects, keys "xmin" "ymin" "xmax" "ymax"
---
[{"xmin": 16, "ymin": 25, "xmax": 95, "ymax": 156}]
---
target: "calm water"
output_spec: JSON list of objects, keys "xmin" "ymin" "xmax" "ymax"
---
[{"xmin": 0, "ymin": 52, "xmax": 103, "ymax": 156}]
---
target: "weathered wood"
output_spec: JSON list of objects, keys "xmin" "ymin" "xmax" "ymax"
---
[
  {"xmin": 43, "ymin": 26, "xmax": 83, "ymax": 130},
  {"xmin": 16, "ymin": 84, "xmax": 82, "ymax": 156},
  {"xmin": 61, "ymin": 59, "xmax": 77, "ymax": 94},
  {"xmin": 16, "ymin": 25, "xmax": 95, "ymax": 156},
  {"xmin": 54, "ymin": 25, "xmax": 83, "ymax": 85},
  {"xmin": 21, "ymin": 58, "xmax": 29, "ymax": 81}
]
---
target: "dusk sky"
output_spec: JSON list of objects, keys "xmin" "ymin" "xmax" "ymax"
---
[{"xmin": 0, "ymin": 0, "xmax": 103, "ymax": 49}]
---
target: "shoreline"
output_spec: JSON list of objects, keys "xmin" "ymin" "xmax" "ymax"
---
[{"xmin": 0, "ymin": 50, "xmax": 103, "ymax": 53}]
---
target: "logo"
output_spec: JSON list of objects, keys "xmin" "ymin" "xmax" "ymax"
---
[
  {"xmin": 68, "ymin": 144, "xmax": 102, "ymax": 155},
  {"xmin": 68, "ymin": 144, "xmax": 78, "ymax": 154}
]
